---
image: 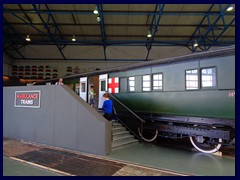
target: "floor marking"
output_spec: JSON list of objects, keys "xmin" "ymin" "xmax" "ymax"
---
[{"xmin": 16, "ymin": 140, "xmax": 190, "ymax": 176}]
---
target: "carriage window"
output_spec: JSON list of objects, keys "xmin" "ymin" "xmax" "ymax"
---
[
  {"xmin": 81, "ymin": 82, "xmax": 86, "ymax": 92},
  {"xmin": 186, "ymin": 69, "xmax": 198, "ymax": 90},
  {"xmin": 120, "ymin": 77, "xmax": 127, "ymax": 92},
  {"xmin": 142, "ymin": 75, "xmax": 151, "ymax": 91},
  {"xmin": 201, "ymin": 67, "xmax": 216, "ymax": 88},
  {"xmin": 100, "ymin": 80, "xmax": 106, "ymax": 91},
  {"xmin": 128, "ymin": 77, "xmax": 135, "ymax": 92},
  {"xmin": 153, "ymin": 73, "xmax": 163, "ymax": 90}
]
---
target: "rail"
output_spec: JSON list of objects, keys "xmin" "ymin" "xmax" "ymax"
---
[{"xmin": 109, "ymin": 93, "xmax": 145, "ymax": 142}]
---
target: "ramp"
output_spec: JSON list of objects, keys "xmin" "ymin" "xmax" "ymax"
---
[{"xmin": 3, "ymin": 85, "xmax": 111, "ymax": 155}]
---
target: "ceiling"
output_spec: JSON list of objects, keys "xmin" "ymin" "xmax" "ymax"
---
[{"xmin": 3, "ymin": 4, "xmax": 235, "ymax": 61}]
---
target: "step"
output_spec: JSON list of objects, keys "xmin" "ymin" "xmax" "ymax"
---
[
  {"xmin": 112, "ymin": 130, "xmax": 130, "ymax": 136},
  {"xmin": 112, "ymin": 138, "xmax": 139, "ymax": 148},
  {"xmin": 113, "ymin": 131, "xmax": 131, "ymax": 138},
  {"xmin": 112, "ymin": 126, "xmax": 126, "ymax": 133},
  {"xmin": 113, "ymin": 134, "xmax": 135, "ymax": 141},
  {"xmin": 97, "ymin": 110, "xmax": 104, "ymax": 115},
  {"xmin": 112, "ymin": 122, "xmax": 122, "ymax": 128}
]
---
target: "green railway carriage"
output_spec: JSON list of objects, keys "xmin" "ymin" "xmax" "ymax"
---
[
  {"xmin": 107, "ymin": 47, "xmax": 235, "ymax": 153},
  {"xmin": 35, "ymin": 45, "xmax": 235, "ymax": 154},
  {"xmin": 109, "ymin": 55, "xmax": 235, "ymax": 120}
]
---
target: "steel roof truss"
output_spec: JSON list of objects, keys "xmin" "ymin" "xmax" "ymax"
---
[
  {"xmin": 97, "ymin": 4, "xmax": 107, "ymax": 60},
  {"xmin": 32, "ymin": 4, "xmax": 67, "ymax": 60},
  {"xmin": 189, "ymin": 4, "xmax": 235, "ymax": 52},
  {"xmin": 3, "ymin": 18, "xmax": 26, "ymax": 59},
  {"xmin": 145, "ymin": 4, "xmax": 164, "ymax": 60},
  {"xmin": 4, "ymin": 6, "xmax": 62, "ymax": 47}
]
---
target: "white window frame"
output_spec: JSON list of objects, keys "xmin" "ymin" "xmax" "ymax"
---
[
  {"xmin": 142, "ymin": 75, "xmax": 151, "ymax": 91},
  {"xmin": 201, "ymin": 67, "xmax": 217, "ymax": 88},
  {"xmin": 153, "ymin": 73, "xmax": 163, "ymax": 91},
  {"xmin": 186, "ymin": 69, "xmax": 198, "ymax": 90},
  {"xmin": 128, "ymin": 76, "xmax": 135, "ymax": 92}
]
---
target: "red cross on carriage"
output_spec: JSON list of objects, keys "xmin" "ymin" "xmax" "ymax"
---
[{"xmin": 108, "ymin": 77, "xmax": 119, "ymax": 94}]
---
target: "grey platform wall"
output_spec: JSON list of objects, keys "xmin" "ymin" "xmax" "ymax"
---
[{"xmin": 3, "ymin": 85, "xmax": 112, "ymax": 155}]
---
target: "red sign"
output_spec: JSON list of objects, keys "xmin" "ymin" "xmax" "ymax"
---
[
  {"xmin": 16, "ymin": 93, "xmax": 39, "ymax": 99},
  {"xmin": 15, "ymin": 90, "xmax": 41, "ymax": 108}
]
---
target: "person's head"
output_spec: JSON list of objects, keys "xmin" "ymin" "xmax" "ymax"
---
[
  {"xmin": 103, "ymin": 92, "xmax": 109, "ymax": 99},
  {"xmin": 59, "ymin": 78, "xmax": 63, "ymax": 82}
]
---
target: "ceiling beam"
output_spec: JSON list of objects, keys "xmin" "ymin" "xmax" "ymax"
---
[
  {"xmin": 4, "ymin": 6, "xmax": 71, "ymax": 52},
  {"xmin": 3, "ymin": 8, "xmax": 235, "ymax": 16},
  {"xmin": 13, "ymin": 57, "xmax": 148, "ymax": 61},
  {"xmin": 145, "ymin": 4, "xmax": 165, "ymax": 60},
  {"xmin": 3, "ymin": 7, "xmax": 63, "ymax": 42},
  {"xmin": 18, "ymin": 4, "xmax": 33, "ymax": 24},
  {"xmin": 44, "ymin": 4, "xmax": 65, "ymax": 41},
  {"xmin": 5, "ymin": 22, "xmax": 235, "ymax": 28},
  {"xmin": 71, "ymin": 14, "xmax": 77, "ymax": 25},
  {"xmin": 3, "ymin": 18, "xmax": 26, "ymax": 59},
  {"xmin": 97, "ymin": 4, "xmax": 107, "ymax": 60},
  {"xmin": 205, "ymin": 18, "xmax": 235, "ymax": 50},
  {"xmin": 4, "ymin": 37, "xmax": 234, "ymax": 46},
  {"xmin": 5, "ymin": 33, "xmax": 235, "ymax": 39},
  {"xmin": 32, "ymin": 4, "xmax": 66, "ymax": 60},
  {"xmin": 187, "ymin": 4, "xmax": 215, "ymax": 51}
]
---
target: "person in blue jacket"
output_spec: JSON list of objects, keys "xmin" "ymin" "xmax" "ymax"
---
[{"xmin": 102, "ymin": 93, "xmax": 113, "ymax": 121}]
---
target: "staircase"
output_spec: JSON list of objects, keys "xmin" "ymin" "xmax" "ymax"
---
[{"xmin": 112, "ymin": 121, "xmax": 139, "ymax": 150}]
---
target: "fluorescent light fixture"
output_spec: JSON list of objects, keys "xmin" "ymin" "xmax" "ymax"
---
[
  {"xmin": 193, "ymin": 41, "xmax": 198, "ymax": 47},
  {"xmin": 93, "ymin": 9, "xmax": 98, "ymax": 14},
  {"xmin": 93, "ymin": 6, "xmax": 98, "ymax": 14},
  {"xmin": 147, "ymin": 30, "xmax": 152, "ymax": 38},
  {"xmin": 26, "ymin": 34, "xmax": 31, "ymax": 41},
  {"xmin": 96, "ymin": 15, "xmax": 101, "ymax": 22},
  {"xmin": 227, "ymin": 6, "xmax": 234, "ymax": 11},
  {"xmin": 72, "ymin": 34, "xmax": 76, "ymax": 41}
]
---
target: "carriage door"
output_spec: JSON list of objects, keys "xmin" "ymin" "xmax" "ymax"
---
[
  {"xmin": 98, "ymin": 74, "xmax": 108, "ymax": 108},
  {"xmin": 79, "ymin": 77, "xmax": 87, "ymax": 102}
]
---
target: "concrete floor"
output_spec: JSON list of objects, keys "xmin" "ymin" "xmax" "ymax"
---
[
  {"xmin": 3, "ymin": 138, "xmax": 185, "ymax": 176},
  {"xmin": 107, "ymin": 142, "xmax": 235, "ymax": 176},
  {"xmin": 3, "ymin": 138, "xmax": 235, "ymax": 176},
  {"xmin": 3, "ymin": 156, "xmax": 62, "ymax": 176}
]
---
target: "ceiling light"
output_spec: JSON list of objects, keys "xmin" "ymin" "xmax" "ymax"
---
[
  {"xmin": 93, "ymin": 9, "xmax": 98, "ymax": 14},
  {"xmin": 72, "ymin": 34, "xmax": 76, "ymax": 41},
  {"xmin": 96, "ymin": 15, "xmax": 101, "ymax": 22},
  {"xmin": 193, "ymin": 41, "xmax": 198, "ymax": 47},
  {"xmin": 227, "ymin": 6, "xmax": 234, "ymax": 11},
  {"xmin": 93, "ymin": 7, "xmax": 98, "ymax": 14},
  {"xmin": 26, "ymin": 34, "xmax": 31, "ymax": 41},
  {"xmin": 147, "ymin": 30, "xmax": 152, "ymax": 38}
]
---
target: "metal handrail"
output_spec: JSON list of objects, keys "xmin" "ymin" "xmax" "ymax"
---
[
  {"xmin": 109, "ymin": 93, "xmax": 145, "ymax": 141},
  {"xmin": 110, "ymin": 94, "xmax": 145, "ymax": 123}
]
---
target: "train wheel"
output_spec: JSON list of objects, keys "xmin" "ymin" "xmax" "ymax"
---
[
  {"xmin": 189, "ymin": 136, "xmax": 222, "ymax": 153},
  {"xmin": 138, "ymin": 128, "xmax": 158, "ymax": 142}
]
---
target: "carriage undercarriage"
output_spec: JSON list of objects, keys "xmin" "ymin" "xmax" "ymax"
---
[{"xmin": 138, "ymin": 116, "xmax": 235, "ymax": 153}]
